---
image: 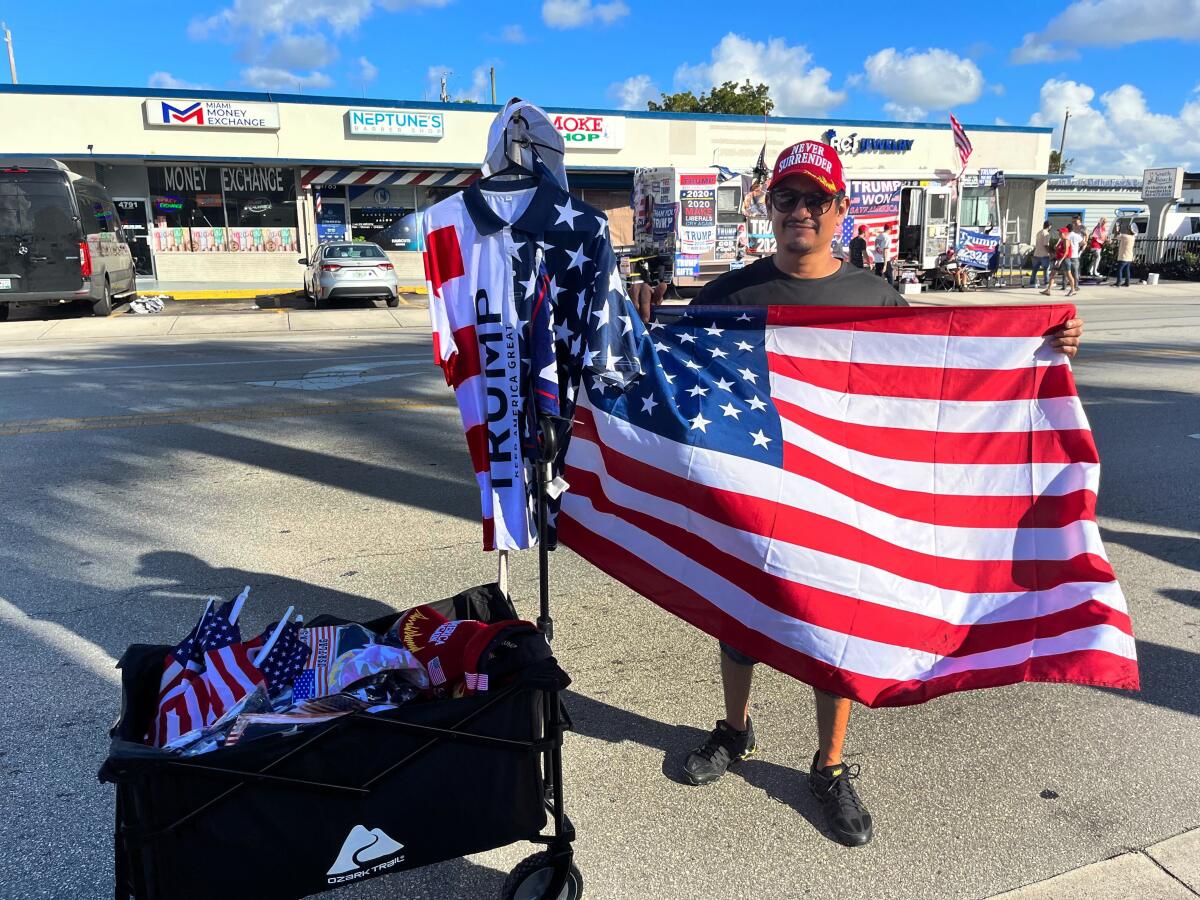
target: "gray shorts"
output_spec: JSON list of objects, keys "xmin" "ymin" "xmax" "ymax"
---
[{"xmin": 720, "ymin": 641, "xmax": 759, "ymax": 666}]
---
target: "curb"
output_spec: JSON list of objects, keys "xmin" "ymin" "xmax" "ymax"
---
[{"xmin": 137, "ymin": 285, "xmax": 428, "ymax": 301}]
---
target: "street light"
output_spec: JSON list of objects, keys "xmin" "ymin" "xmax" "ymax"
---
[{"xmin": 2, "ymin": 22, "xmax": 17, "ymax": 85}]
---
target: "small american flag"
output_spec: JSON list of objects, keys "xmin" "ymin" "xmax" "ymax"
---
[
  {"xmin": 559, "ymin": 304, "xmax": 1139, "ymax": 708},
  {"xmin": 950, "ymin": 113, "xmax": 973, "ymax": 173},
  {"xmin": 148, "ymin": 599, "xmax": 218, "ymax": 746},
  {"xmin": 254, "ymin": 619, "xmax": 309, "ymax": 690},
  {"xmin": 197, "ymin": 601, "xmax": 263, "ymax": 725}
]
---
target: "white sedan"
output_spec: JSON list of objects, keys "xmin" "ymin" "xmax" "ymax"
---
[{"xmin": 299, "ymin": 242, "xmax": 400, "ymax": 308}]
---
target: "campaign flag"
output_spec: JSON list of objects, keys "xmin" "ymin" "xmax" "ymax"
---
[
  {"xmin": 950, "ymin": 113, "xmax": 973, "ymax": 173},
  {"xmin": 147, "ymin": 599, "xmax": 218, "ymax": 746},
  {"xmin": 558, "ymin": 305, "xmax": 1139, "ymax": 708},
  {"xmin": 956, "ymin": 229, "xmax": 1002, "ymax": 271},
  {"xmin": 839, "ymin": 180, "xmax": 901, "ymax": 251}
]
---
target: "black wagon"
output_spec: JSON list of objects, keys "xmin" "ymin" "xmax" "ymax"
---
[{"xmin": 102, "ymin": 424, "xmax": 582, "ymax": 900}]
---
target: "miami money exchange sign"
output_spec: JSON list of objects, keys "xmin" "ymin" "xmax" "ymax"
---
[{"xmin": 144, "ymin": 99, "xmax": 280, "ymax": 130}]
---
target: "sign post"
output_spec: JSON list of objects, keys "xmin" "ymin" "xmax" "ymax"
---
[{"xmin": 1141, "ymin": 167, "xmax": 1184, "ymax": 239}]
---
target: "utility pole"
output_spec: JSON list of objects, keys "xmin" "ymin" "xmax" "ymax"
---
[
  {"xmin": 439, "ymin": 74, "xmax": 450, "ymax": 103},
  {"xmin": 2, "ymin": 23, "xmax": 17, "ymax": 85},
  {"xmin": 489, "ymin": 67, "xmax": 496, "ymax": 104},
  {"xmin": 1056, "ymin": 108, "xmax": 1070, "ymax": 173}
]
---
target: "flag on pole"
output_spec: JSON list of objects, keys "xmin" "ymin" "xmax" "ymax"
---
[
  {"xmin": 950, "ymin": 113, "xmax": 973, "ymax": 173},
  {"xmin": 147, "ymin": 599, "xmax": 217, "ymax": 746},
  {"xmin": 558, "ymin": 304, "xmax": 1139, "ymax": 708}
]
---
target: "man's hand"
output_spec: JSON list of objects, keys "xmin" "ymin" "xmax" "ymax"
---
[
  {"xmin": 1052, "ymin": 317, "xmax": 1085, "ymax": 358},
  {"xmin": 628, "ymin": 281, "xmax": 669, "ymax": 323}
]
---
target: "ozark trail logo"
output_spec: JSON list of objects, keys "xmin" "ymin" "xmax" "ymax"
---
[{"xmin": 326, "ymin": 825, "xmax": 405, "ymax": 884}]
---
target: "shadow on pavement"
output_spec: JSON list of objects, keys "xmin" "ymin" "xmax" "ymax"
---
[{"xmin": 562, "ymin": 689, "xmax": 828, "ymax": 835}]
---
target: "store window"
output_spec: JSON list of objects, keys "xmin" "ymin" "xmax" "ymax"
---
[
  {"xmin": 147, "ymin": 165, "xmax": 299, "ymax": 253},
  {"xmin": 349, "ymin": 183, "xmax": 419, "ymax": 251},
  {"xmin": 959, "ymin": 186, "xmax": 999, "ymax": 230}
]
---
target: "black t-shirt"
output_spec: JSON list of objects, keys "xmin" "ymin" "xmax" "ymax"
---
[
  {"xmin": 849, "ymin": 237, "xmax": 868, "ymax": 267},
  {"xmin": 691, "ymin": 256, "xmax": 907, "ymax": 308}
]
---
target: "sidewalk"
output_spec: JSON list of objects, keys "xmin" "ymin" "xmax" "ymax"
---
[
  {"xmin": 911, "ymin": 277, "xmax": 1200, "ymax": 306},
  {"xmin": 0, "ymin": 306, "xmax": 431, "ymax": 342},
  {"xmin": 133, "ymin": 278, "xmax": 428, "ymax": 300},
  {"xmin": 988, "ymin": 826, "xmax": 1199, "ymax": 899}
]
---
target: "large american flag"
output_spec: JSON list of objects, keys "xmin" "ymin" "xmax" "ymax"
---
[
  {"xmin": 558, "ymin": 304, "xmax": 1139, "ymax": 707},
  {"xmin": 950, "ymin": 113, "xmax": 973, "ymax": 173}
]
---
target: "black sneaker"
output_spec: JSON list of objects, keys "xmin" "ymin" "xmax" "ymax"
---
[
  {"xmin": 808, "ymin": 754, "xmax": 874, "ymax": 847},
  {"xmin": 683, "ymin": 719, "xmax": 756, "ymax": 785}
]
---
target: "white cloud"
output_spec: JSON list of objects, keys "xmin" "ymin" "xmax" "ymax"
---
[
  {"xmin": 357, "ymin": 56, "xmax": 379, "ymax": 84},
  {"xmin": 190, "ymin": 0, "xmax": 449, "ymax": 37},
  {"xmin": 260, "ymin": 33, "xmax": 338, "ymax": 69},
  {"xmin": 1009, "ymin": 33, "xmax": 1080, "ymax": 64},
  {"xmin": 148, "ymin": 72, "xmax": 209, "ymax": 90},
  {"xmin": 241, "ymin": 66, "xmax": 334, "ymax": 92},
  {"xmin": 494, "ymin": 24, "xmax": 529, "ymax": 43},
  {"xmin": 861, "ymin": 47, "xmax": 984, "ymax": 111},
  {"xmin": 994, "ymin": 116, "xmax": 1009, "ymax": 126},
  {"xmin": 883, "ymin": 102, "xmax": 926, "ymax": 121},
  {"xmin": 542, "ymin": 0, "xmax": 629, "ymax": 28},
  {"xmin": 1028, "ymin": 77, "xmax": 1200, "ymax": 172},
  {"xmin": 1014, "ymin": 0, "xmax": 1200, "ymax": 63},
  {"xmin": 674, "ymin": 33, "xmax": 845, "ymax": 116},
  {"xmin": 608, "ymin": 74, "xmax": 658, "ymax": 110}
]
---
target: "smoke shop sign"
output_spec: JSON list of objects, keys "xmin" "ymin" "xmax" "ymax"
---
[
  {"xmin": 150, "ymin": 165, "xmax": 291, "ymax": 194},
  {"xmin": 552, "ymin": 113, "xmax": 625, "ymax": 149},
  {"xmin": 821, "ymin": 128, "xmax": 914, "ymax": 155}
]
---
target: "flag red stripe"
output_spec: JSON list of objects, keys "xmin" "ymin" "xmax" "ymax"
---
[
  {"xmin": 766, "ymin": 304, "xmax": 1074, "ymax": 337},
  {"xmin": 563, "ymin": 435, "xmax": 1115, "ymax": 595},
  {"xmin": 564, "ymin": 462, "xmax": 1129, "ymax": 654},
  {"xmin": 558, "ymin": 514, "xmax": 1137, "ymax": 707},
  {"xmin": 774, "ymin": 395, "xmax": 1100, "ymax": 466},
  {"xmin": 767, "ymin": 351, "xmax": 1077, "ymax": 402},
  {"xmin": 463, "ymin": 422, "xmax": 490, "ymax": 479},
  {"xmin": 572, "ymin": 405, "xmax": 1095, "ymax": 530},
  {"xmin": 439, "ymin": 324, "xmax": 481, "ymax": 389}
]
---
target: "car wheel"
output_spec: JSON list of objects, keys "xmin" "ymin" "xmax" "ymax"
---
[
  {"xmin": 92, "ymin": 279, "xmax": 114, "ymax": 317},
  {"xmin": 386, "ymin": 293, "xmax": 400, "ymax": 308}
]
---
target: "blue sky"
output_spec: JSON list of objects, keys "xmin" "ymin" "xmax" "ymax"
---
[{"xmin": 4, "ymin": 0, "xmax": 1200, "ymax": 173}]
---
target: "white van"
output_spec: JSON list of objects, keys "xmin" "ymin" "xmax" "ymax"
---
[{"xmin": 0, "ymin": 157, "xmax": 137, "ymax": 319}]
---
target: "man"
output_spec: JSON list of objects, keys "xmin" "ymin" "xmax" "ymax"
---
[
  {"xmin": 848, "ymin": 224, "xmax": 868, "ymax": 269},
  {"xmin": 629, "ymin": 141, "xmax": 1084, "ymax": 849},
  {"xmin": 872, "ymin": 227, "xmax": 890, "ymax": 279},
  {"xmin": 1064, "ymin": 223, "xmax": 1083, "ymax": 296},
  {"xmin": 1030, "ymin": 220, "xmax": 1052, "ymax": 288}
]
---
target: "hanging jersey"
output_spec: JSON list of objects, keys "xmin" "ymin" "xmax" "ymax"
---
[{"xmin": 424, "ymin": 172, "xmax": 644, "ymax": 550}]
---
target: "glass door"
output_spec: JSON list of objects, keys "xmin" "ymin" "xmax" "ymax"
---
[{"xmin": 114, "ymin": 197, "xmax": 155, "ymax": 276}]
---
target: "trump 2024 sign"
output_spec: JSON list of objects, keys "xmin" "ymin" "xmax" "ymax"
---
[{"xmin": 144, "ymin": 99, "xmax": 281, "ymax": 131}]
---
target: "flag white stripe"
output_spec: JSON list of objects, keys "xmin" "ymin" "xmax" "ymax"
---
[
  {"xmin": 568, "ymin": 430, "xmax": 1108, "ymax": 564},
  {"xmin": 779, "ymin": 415, "xmax": 1097, "ymax": 497},
  {"xmin": 770, "ymin": 369, "xmax": 1087, "ymax": 434},
  {"xmin": 568, "ymin": 429, "xmax": 1126, "ymax": 624},
  {"xmin": 561, "ymin": 492, "xmax": 1135, "ymax": 682},
  {"xmin": 765, "ymin": 327, "xmax": 1067, "ymax": 371}
]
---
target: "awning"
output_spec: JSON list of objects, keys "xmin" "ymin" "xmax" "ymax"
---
[{"xmin": 301, "ymin": 167, "xmax": 479, "ymax": 188}]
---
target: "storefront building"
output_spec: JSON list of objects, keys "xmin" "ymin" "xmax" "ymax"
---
[
  {"xmin": 0, "ymin": 85, "xmax": 1052, "ymax": 283},
  {"xmin": 1045, "ymin": 175, "xmax": 1147, "ymax": 232}
]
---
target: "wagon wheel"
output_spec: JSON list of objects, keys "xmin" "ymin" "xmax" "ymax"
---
[{"xmin": 500, "ymin": 851, "xmax": 583, "ymax": 900}]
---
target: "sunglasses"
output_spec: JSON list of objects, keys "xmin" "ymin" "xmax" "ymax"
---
[{"xmin": 767, "ymin": 189, "xmax": 839, "ymax": 216}]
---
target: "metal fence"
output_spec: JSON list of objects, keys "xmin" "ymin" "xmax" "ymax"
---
[{"xmin": 1131, "ymin": 236, "xmax": 1200, "ymax": 267}]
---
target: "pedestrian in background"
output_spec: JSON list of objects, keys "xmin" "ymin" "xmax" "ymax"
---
[
  {"xmin": 1030, "ymin": 220, "xmax": 1052, "ymax": 287},
  {"xmin": 849, "ymin": 225, "xmax": 868, "ymax": 268},
  {"xmin": 1087, "ymin": 217, "xmax": 1108, "ymax": 277},
  {"xmin": 1042, "ymin": 227, "xmax": 1076, "ymax": 296},
  {"xmin": 1065, "ymin": 224, "xmax": 1083, "ymax": 294},
  {"xmin": 1115, "ymin": 222, "xmax": 1135, "ymax": 287},
  {"xmin": 872, "ymin": 228, "xmax": 890, "ymax": 279}
]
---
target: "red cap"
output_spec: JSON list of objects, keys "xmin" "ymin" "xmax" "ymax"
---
[{"xmin": 769, "ymin": 141, "xmax": 845, "ymax": 195}]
